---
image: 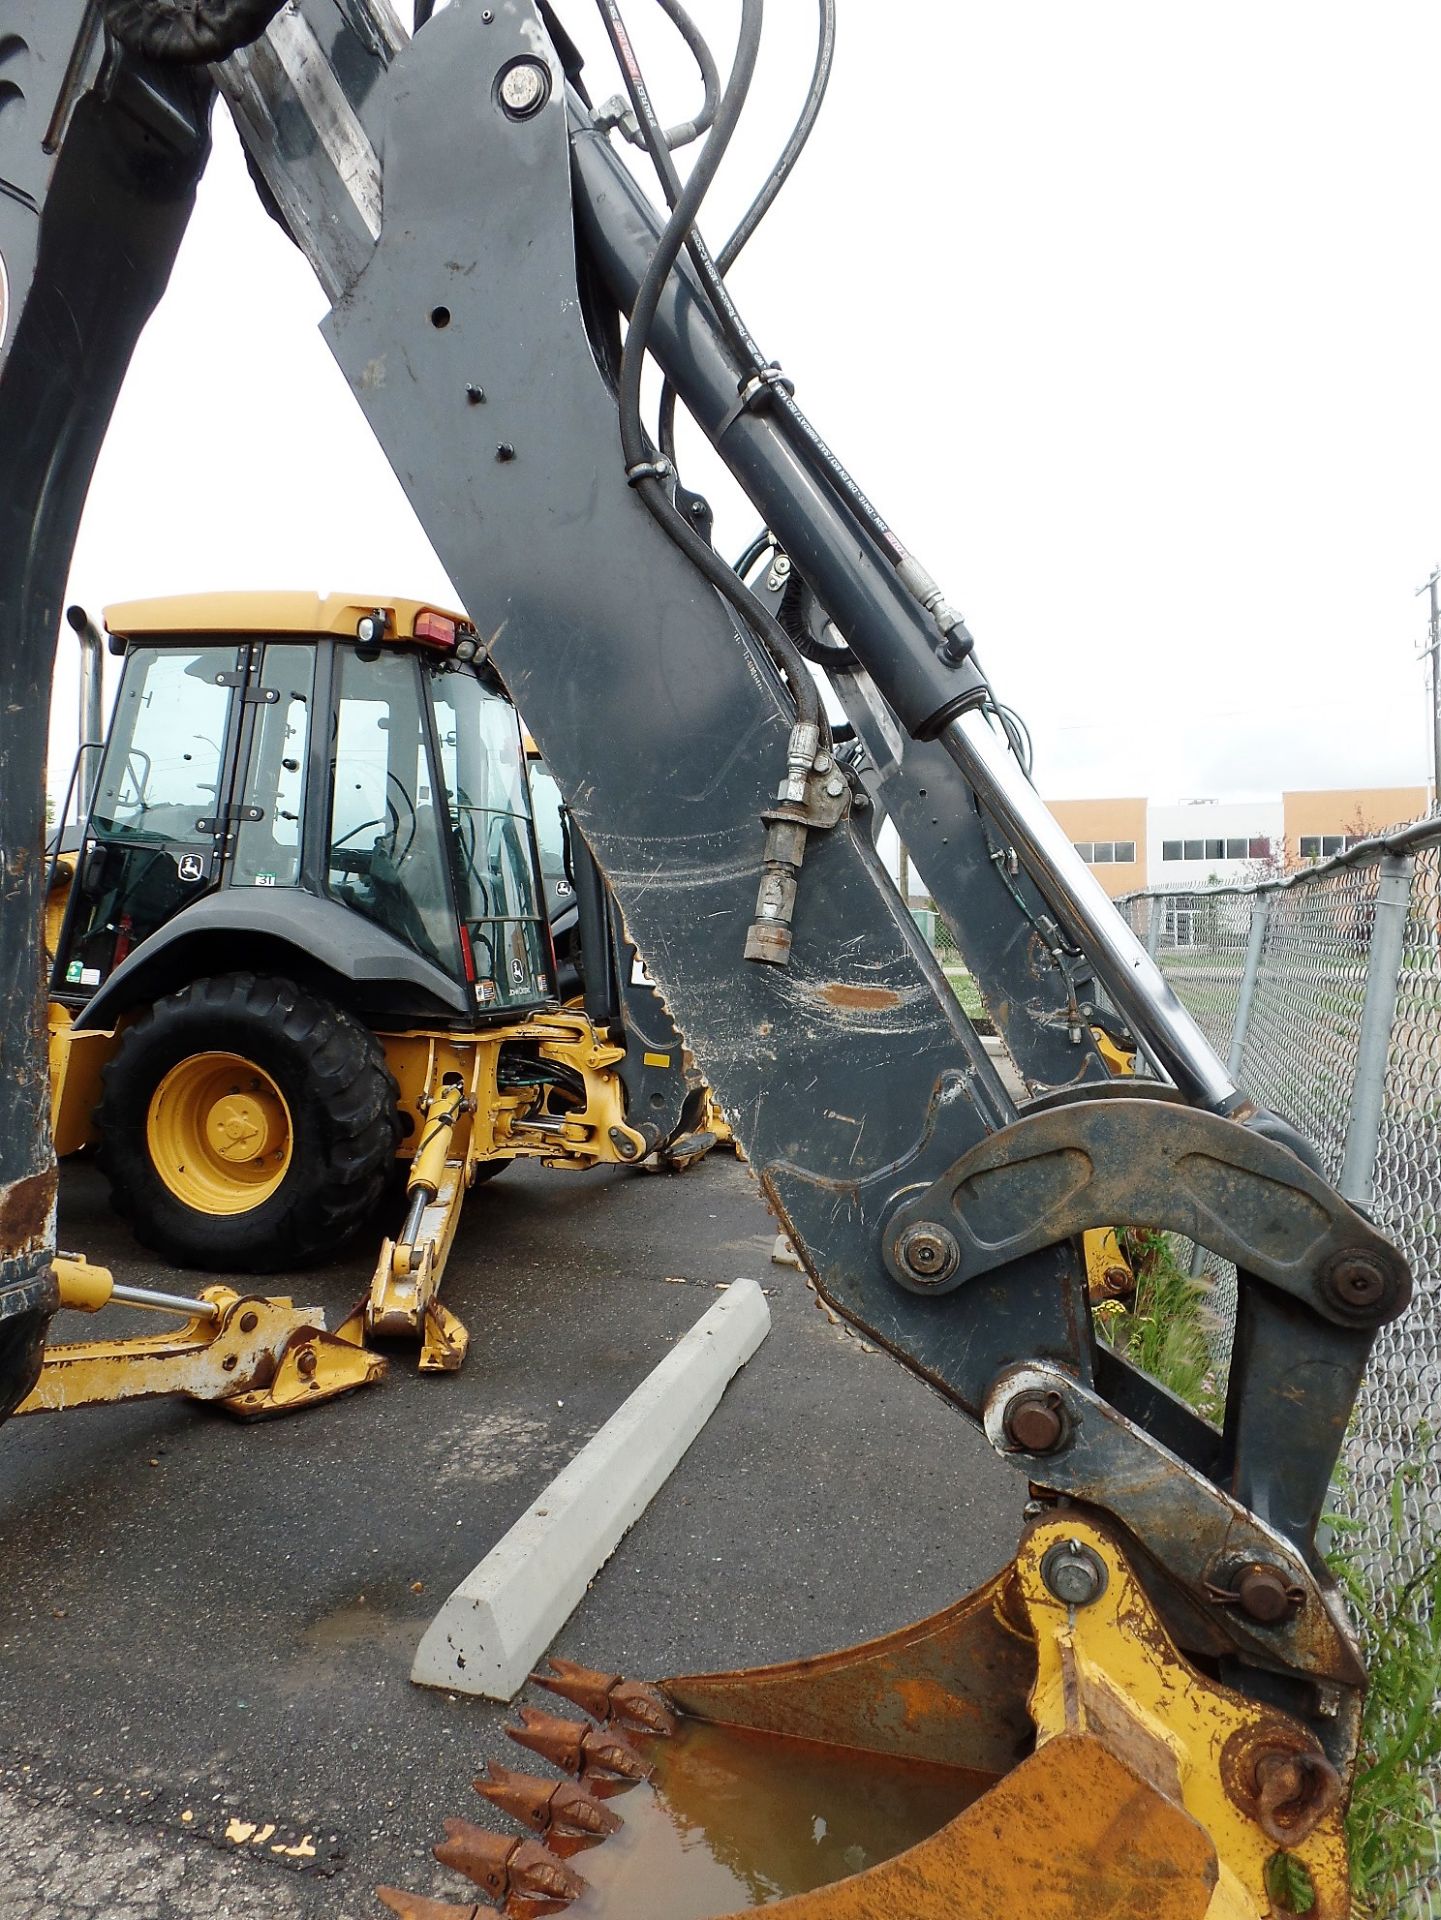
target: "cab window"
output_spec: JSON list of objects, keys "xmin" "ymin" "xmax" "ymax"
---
[{"xmin": 325, "ymin": 647, "xmax": 461, "ymax": 975}]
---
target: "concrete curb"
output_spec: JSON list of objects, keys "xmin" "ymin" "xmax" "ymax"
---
[{"xmin": 410, "ymin": 1278, "xmax": 771, "ymax": 1700}]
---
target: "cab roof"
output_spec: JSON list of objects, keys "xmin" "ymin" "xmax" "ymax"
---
[{"xmin": 102, "ymin": 591, "xmax": 470, "ymax": 643}]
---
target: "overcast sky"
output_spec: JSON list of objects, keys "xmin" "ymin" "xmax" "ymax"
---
[{"xmin": 52, "ymin": 1, "xmax": 1441, "ymax": 817}]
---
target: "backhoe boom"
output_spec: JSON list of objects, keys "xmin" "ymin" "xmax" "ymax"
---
[{"xmin": 0, "ymin": 3, "xmax": 1414, "ymax": 1910}]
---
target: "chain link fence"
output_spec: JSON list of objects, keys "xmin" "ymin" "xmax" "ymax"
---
[
  {"xmin": 1118, "ymin": 824, "xmax": 1440, "ymax": 1597},
  {"xmin": 1121, "ymin": 828, "xmax": 1441, "ymax": 1913},
  {"xmin": 918, "ymin": 829, "xmax": 1441, "ymax": 1907}
]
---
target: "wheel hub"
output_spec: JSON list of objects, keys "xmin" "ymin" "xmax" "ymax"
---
[
  {"xmin": 205, "ymin": 1092, "xmax": 274, "ymax": 1162},
  {"xmin": 147, "ymin": 1052, "xmax": 293, "ymax": 1215}
]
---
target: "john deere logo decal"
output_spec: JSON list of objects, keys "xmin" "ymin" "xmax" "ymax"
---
[{"xmin": 175, "ymin": 852, "xmax": 205, "ymax": 882}]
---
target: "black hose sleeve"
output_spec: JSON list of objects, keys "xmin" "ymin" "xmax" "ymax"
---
[{"xmin": 102, "ymin": 0, "xmax": 286, "ymax": 62}]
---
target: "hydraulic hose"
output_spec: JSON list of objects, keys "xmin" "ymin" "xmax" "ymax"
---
[{"xmin": 595, "ymin": 0, "xmax": 821, "ymax": 736}]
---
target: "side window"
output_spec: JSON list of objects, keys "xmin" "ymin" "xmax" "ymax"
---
[
  {"xmin": 527, "ymin": 760, "xmax": 574, "ymax": 919},
  {"xmin": 325, "ymin": 649, "xmax": 461, "ymax": 975},
  {"xmin": 428, "ymin": 667, "xmax": 552, "ymax": 1010},
  {"xmin": 89, "ymin": 646, "xmax": 234, "ymax": 845},
  {"xmin": 233, "ymin": 644, "xmax": 314, "ymax": 889}
]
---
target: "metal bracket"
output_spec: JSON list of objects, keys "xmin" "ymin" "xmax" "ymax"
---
[
  {"xmin": 984, "ymin": 1363, "xmax": 1366, "ymax": 1696},
  {"xmin": 883, "ymin": 1096, "xmax": 1411, "ymax": 1329}
]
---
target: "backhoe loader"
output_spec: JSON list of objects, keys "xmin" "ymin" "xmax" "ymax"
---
[
  {"xmin": 0, "ymin": 2, "xmax": 1417, "ymax": 1914},
  {"xmin": 42, "ymin": 589, "xmax": 718, "ymax": 1377}
]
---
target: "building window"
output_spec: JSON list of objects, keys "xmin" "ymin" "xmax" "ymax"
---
[
  {"xmin": 1300, "ymin": 834, "xmax": 1351, "ymax": 861},
  {"xmin": 1163, "ymin": 832, "xmax": 1271, "ymax": 864},
  {"xmin": 1074, "ymin": 840, "xmax": 1138, "ymax": 866}
]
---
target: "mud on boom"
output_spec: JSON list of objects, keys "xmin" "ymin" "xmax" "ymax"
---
[{"xmin": 0, "ymin": 1, "xmax": 1413, "ymax": 1912}]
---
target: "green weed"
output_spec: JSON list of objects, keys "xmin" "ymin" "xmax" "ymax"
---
[
  {"xmin": 1326, "ymin": 1463, "xmax": 1441, "ymax": 1917},
  {"xmin": 1094, "ymin": 1228, "xmax": 1224, "ymax": 1423}
]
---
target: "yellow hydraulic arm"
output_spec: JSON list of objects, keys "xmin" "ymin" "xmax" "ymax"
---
[{"xmin": 18, "ymin": 1255, "xmax": 385, "ymax": 1418}]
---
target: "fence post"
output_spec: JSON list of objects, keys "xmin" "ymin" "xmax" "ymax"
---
[
  {"xmin": 1338, "ymin": 853, "xmax": 1413, "ymax": 1212},
  {"xmin": 1146, "ymin": 893, "xmax": 1165, "ymax": 959},
  {"xmin": 1228, "ymin": 895, "xmax": 1271, "ymax": 1084},
  {"xmin": 1190, "ymin": 893, "xmax": 1273, "ymax": 1278}
]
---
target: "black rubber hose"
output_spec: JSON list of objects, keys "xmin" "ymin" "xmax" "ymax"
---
[
  {"xmin": 650, "ymin": 0, "xmax": 719, "ymax": 149},
  {"xmin": 596, "ymin": 0, "xmax": 822, "ymax": 733},
  {"xmin": 718, "ymin": 0, "xmax": 834, "ymax": 274},
  {"xmin": 657, "ymin": 0, "xmax": 834, "ymax": 465}
]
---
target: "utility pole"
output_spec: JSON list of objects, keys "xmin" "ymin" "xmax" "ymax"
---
[{"xmin": 1417, "ymin": 568, "xmax": 1441, "ymax": 813}]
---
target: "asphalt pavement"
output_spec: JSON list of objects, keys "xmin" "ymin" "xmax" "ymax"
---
[{"xmin": 0, "ymin": 1150, "xmax": 1022, "ymax": 1918}]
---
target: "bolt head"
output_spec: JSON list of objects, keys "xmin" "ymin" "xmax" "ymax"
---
[
  {"xmin": 1040, "ymin": 1539, "xmax": 1108, "ymax": 1608},
  {"xmin": 295, "ymin": 1347, "xmax": 318, "ymax": 1379},
  {"xmin": 499, "ymin": 58, "xmax": 550, "ymax": 119},
  {"xmin": 894, "ymin": 1222, "xmax": 960, "ymax": 1286},
  {"xmin": 1004, "ymin": 1390, "xmax": 1067, "ymax": 1454},
  {"xmin": 1321, "ymin": 1251, "xmax": 1389, "ymax": 1317},
  {"xmin": 1236, "ymin": 1562, "xmax": 1303, "ymax": 1624}
]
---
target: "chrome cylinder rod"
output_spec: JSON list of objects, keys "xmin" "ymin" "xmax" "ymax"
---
[
  {"xmin": 111, "ymin": 1282, "xmax": 221, "ymax": 1322},
  {"xmin": 942, "ymin": 710, "xmax": 1237, "ymax": 1110}
]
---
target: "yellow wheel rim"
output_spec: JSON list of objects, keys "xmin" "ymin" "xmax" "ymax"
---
[{"xmin": 146, "ymin": 1052, "xmax": 293, "ymax": 1215}]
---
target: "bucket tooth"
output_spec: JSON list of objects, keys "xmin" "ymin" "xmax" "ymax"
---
[
  {"xmin": 376, "ymin": 1889, "xmax": 483, "ymax": 1920},
  {"xmin": 505, "ymin": 1837, "xmax": 586, "ymax": 1905},
  {"xmin": 474, "ymin": 1763, "xmax": 557, "ymax": 1833},
  {"xmin": 505, "ymin": 1706, "xmax": 587, "ymax": 1775},
  {"xmin": 435, "ymin": 1820, "xmax": 585, "ymax": 1907},
  {"xmin": 531, "ymin": 1657, "xmax": 676, "ymax": 1736},
  {"xmin": 609, "ymin": 1678, "xmax": 678, "ymax": 1736},
  {"xmin": 578, "ymin": 1725, "xmax": 650, "ymax": 1780},
  {"xmin": 475, "ymin": 1765, "xmax": 622, "ymax": 1839},
  {"xmin": 505, "ymin": 1706, "xmax": 650, "ymax": 1781},
  {"xmin": 434, "ymin": 1820, "xmax": 518, "ymax": 1902},
  {"xmin": 548, "ymin": 1779, "xmax": 623, "ymax": 1836}
]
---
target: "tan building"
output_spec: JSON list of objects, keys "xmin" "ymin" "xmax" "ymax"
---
[
  {"xmin": 1036, "ymin": 787, "xmax": 1433, "ymax": 899},
  {"xmin": 1047, "ymin": 797, "xmax": 1147, "ymax": 899},
  {"xmin": 1282, "ymin": 787, "xmax": 1429, "ymax": 863}
]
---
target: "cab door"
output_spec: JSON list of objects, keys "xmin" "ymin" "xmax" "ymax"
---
[{"xmin": 50, "ymin": 642, "xmax": 244, "ymax": 1002}]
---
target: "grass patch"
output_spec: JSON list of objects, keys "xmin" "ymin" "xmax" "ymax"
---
[
  {"xmin": 1093, "ymin": 1228, "xmax": 1223, "ymax": 1423},
  {"xmin": 942, "ymin": 965, "xmax": 991, "ymax": 1031},
  {"xmin": 1326, "ymin": 1466, "xmax": 1441, "ymax": 1917}
]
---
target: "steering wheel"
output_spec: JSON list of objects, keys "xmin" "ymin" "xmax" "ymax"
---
[{"xmin": 331, "ymin": 800, "xmax": 400, "ymax": 854}]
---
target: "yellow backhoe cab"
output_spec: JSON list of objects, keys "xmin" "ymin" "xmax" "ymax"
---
[{"xmin": 46, "ymin": 593, "xmax": 698, "ymax": 1372}]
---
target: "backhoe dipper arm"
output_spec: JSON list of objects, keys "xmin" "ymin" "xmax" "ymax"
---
[
  {"xmin": 0, "ymin": 4, "xmax": 214, "ymax": 1414},
  {"xmin": 0, "ymin": 0, "xmax": 1411, "ymax": 1792}
]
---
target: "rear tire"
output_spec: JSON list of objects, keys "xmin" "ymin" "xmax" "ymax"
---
[{"xmin": 96, "ymin": 973, "xmax": 400, "ymax": 1272}]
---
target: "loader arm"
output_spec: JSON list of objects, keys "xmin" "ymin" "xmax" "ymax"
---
[{"xmin": 0, "ymin": 0, "xmax": 1413, "ymax": 1906}]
